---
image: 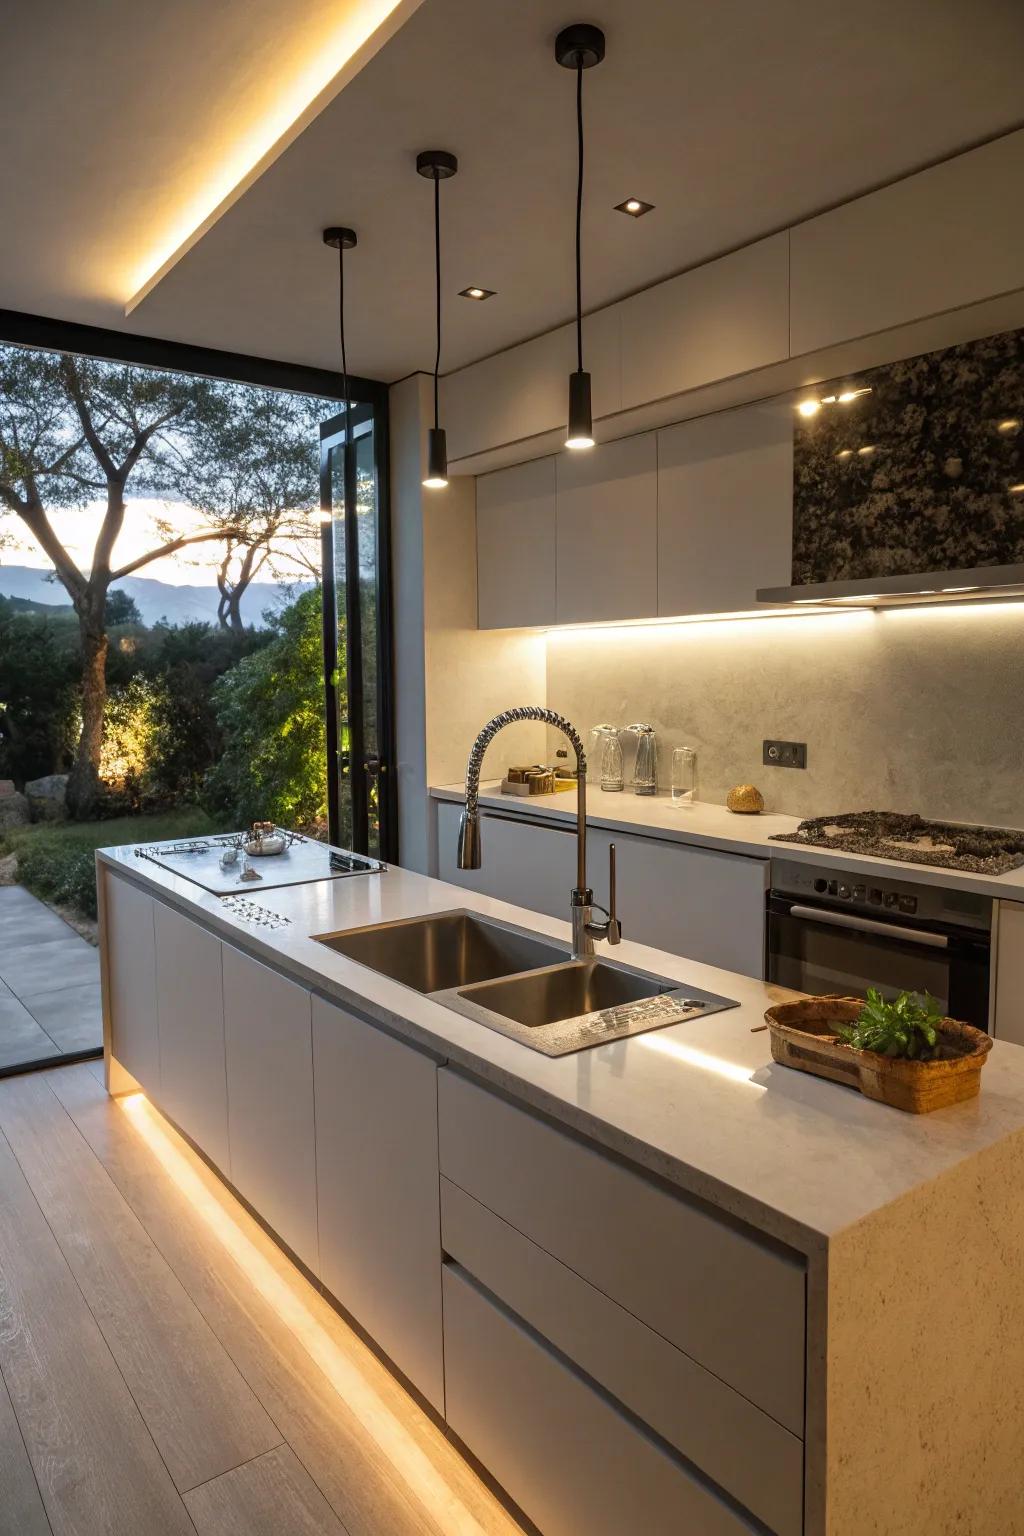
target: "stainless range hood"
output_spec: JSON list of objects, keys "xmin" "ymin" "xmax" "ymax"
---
[{"xmin": 757, "ymin": 563, "xmax": 1024, "ymax": 609}]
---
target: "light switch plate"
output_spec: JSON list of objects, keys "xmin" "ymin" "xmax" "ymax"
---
[{"xmin": 763, "ymin": 739, "xmax": 807, "ymax": 769}]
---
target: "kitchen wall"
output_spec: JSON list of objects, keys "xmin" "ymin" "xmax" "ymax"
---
[{"xmin": 545, "ymin": 602, "xmax": 1024, "ymax": 825}]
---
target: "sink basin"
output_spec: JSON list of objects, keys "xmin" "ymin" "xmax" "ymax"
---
[
  {"xmin": 459, "ymin": 959, "xmax": 674, "ymax": 1029},
  {"xmin": 313, "ymin": 909, "xmax": 568, "ymax": 993}
]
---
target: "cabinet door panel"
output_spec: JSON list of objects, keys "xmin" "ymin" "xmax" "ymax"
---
[
  {"xmin": 223, "ymin": 946, "xmax": 317, "ymax": 1274},
  {"xmin": 477, "ymin": 457, "xmax": 556, "ymax": 629},
  {"xmin": 103, "ymin": 873, "xmax": 159, "ymax": 1093},
  {"xmin": 658, "ymin": 403, "xmax": 792, "ymax": 617},
  {"xmin": 791, "ymin": 130, "xmax": 1024, "ymax": 353},
  {"xmin": 154, "ymin": 904, "xmax": 228, "ymax": 1171},
  {"xmin": 436, "ymin": 801, "xmax": 576, "ymax": 920},
  {"xmin": 312, "ymin": 999, "xmax": 443, "ymax": 1411},
  {"xmin": 620, "ymin": 234, "xmax": 789, "ymax": 409},
  {"xmin": 994, "ymin": 901, "xmax": 1024, "ymax": 1045},
  {"xmin": 555, "ymin": 433, "xmax": 657, "ymax": 623},
  {"xmin": 590, "ymin": 830, "xmax": 767, "ymax": 978}
]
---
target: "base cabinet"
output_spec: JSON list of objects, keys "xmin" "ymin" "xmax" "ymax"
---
[
  {"xmin": 443, "ymin": 1266, "xmax": 757, "ymax": 1536},
  {"xmin": 223, "ymin": 946, "xmax": 318, "ymax": 1275},
  {"xmin": 153, "ymin": 902, "xmax": 229, "ymax": 1171},
  {"xmin": 994, "ymin": 900, "xmax": 1024, "ymax": 1045},
  {"xmin": 312, "ymin": 997, "xmax": 444, "ymax": 1412},
  {"xmin": 103, "ymin": 874, "xmax": 159, "ymax": 1094}
]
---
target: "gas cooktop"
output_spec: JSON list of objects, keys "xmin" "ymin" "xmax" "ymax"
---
[{"xmin": 770, "ymin": 811, "xmax": 1024, "ymax": 876}]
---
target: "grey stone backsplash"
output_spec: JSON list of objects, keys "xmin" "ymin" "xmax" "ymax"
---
[{"xmin": 544, "ymin": 604, "xmax": 1024, "ymax": 827}]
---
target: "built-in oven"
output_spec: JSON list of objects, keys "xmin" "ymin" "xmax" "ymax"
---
[{"xmin": 767, "ymin": 858, "xmax": 992, "ymax": 1030}]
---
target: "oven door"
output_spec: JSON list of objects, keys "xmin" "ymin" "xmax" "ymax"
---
[{"xmin": 766, "ymin": 894, "xmax": 991, "ymax": 1030}]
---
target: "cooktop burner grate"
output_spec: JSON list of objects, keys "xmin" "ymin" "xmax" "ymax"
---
[{"xmin": 770, "ymin": 811, "xmax": 1024, "ymax": 876}]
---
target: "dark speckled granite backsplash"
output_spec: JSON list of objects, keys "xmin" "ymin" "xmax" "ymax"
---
[{"xmin": 792, "ymin": 327, "xmax": 1024, "ymax": 583}]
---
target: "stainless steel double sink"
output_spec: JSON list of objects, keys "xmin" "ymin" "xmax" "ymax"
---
[{"xmin": 314, "ymin": 910, "xmax": 738, "ymax": 1056}]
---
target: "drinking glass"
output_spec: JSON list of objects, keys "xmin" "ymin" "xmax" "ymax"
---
[{"xmin": 671, "ymin": 747, "xmax": 697, "ymax": 807}]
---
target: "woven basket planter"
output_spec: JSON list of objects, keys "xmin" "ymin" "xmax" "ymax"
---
[{"xmin": 764, "ymin": 995, "xmax": 993, "ymax": 1113}]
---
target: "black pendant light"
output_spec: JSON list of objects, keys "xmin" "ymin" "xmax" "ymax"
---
[
  {"xmin": 556, "ymin": 23, "xmax": 605, "ymax": 450},
  {"xmin": 417, "ymin": 149, "xmax": 458, "ymax": 489},
  {"xmin": 322, "ymin": 225, "xmax": 357, "ymax": 520}
]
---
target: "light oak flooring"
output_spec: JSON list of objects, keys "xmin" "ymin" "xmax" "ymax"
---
[{"xmin": 0, "ymin": 1062, "xmax": 523, "ymax": 1536}]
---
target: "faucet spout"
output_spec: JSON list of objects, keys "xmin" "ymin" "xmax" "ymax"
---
[{"xmin": 456, "ymin": 707, "xmax": 619, "ymax": 959}]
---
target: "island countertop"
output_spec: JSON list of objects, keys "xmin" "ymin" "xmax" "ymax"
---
[{"xmin": 98, "ymin": 844, "xmax": 1024, "ymax": 1256}]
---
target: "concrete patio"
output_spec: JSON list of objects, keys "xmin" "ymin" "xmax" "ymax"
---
[{"xmin": 0, "ymin": 886, "xmax": 101, "ymax": 1072}]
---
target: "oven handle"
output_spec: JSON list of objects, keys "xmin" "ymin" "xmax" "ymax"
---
[{"xmin": 786, "ymin": 904, "xmax": 950, "ymax": 950}]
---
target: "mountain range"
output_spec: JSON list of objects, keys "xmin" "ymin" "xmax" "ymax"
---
[{"xmin": 0, "ymin": 565, "xmax": 309, "ymax": 628}]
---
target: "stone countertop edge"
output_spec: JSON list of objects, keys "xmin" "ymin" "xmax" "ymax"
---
[
  {"xmin": 97, "ymin": 847, "xmax": 1024, "ymax": 1261},
  {"xmin": 431, "ymin": 782, "xmax": 1024, "ymax": 903}
]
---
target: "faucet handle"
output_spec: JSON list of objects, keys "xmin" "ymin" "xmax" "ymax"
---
[{"xmin": 606, "ymin": 842, "xmax": 621, "ymax": 943}]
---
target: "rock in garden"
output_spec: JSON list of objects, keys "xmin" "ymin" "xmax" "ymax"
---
[
  {"xmin": 0, "ymin": 791, "xmax": 30, "ymax": 830},
  {"xmin": 0, "ymin": 779, "xmax": 16, "ymax": 797},
  {"xmin": 25, "ymin": 774, "xmax": 69, "ymax": 822}
]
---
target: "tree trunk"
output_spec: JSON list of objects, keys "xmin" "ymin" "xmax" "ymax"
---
[
  {"xmin": 227, "ymin": 587, "xmax": 245, "ymax": 632},
  {"xmin": 65, "ymin": 609, "xmax": 108, "ymax": 820}
]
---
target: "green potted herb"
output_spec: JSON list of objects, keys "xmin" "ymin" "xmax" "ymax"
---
[{"xmin": 835, "ymin": 988, "xmax": 943, "ymax": 1060}]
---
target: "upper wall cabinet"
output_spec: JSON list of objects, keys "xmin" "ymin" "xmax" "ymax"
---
[
  {"xmin": 657, "ymin": 403, "xmax": 792, "ymax": 617},
  {"xmin": 555, "ymin": 433, "xmax": 657, "ymax": 624},
  {"xmin": 442, "ymin": 307, "xmax": 621, "ymax": 465},
  {"xmin": 791, "ymin": 130, "xmax": 1024, "ymax": 355},
  {"xmin": 619, "ymin": 235, "xmax": 790, "ymax": 410},
  {"xmin": 477, "ymin": 457, "xmax": 557, "ymax": 629}
]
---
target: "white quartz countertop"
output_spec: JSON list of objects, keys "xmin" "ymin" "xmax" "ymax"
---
[
  {"xmin": 100, "ymin": 845, "xmax": 1024, "ymax": 1257},
  {"xmin": 432, "ymin": 782, "xmax": 1024, "ymax": 902}
]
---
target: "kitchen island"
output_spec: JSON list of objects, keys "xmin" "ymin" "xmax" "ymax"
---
[{"xmin": 97, "ymin": 843, "xmax": 1024, "ymax": 1536}]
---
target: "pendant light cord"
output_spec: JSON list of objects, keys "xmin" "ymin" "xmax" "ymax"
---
[
  {"xmin": 575, "ymin": 57, "xmax": 584, "ymax": 374},
  {"xmin": 433, "ymin": 172, "xmax": 442, "ymax": 431}
]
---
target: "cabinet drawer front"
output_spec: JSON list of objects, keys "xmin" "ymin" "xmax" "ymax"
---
[
  {"xmin": 442, "ymin": 1178, "xmax": 802, "ymax": 1536},
  {"xmin": 438, "ymin": 1071, "xmax": 805, "ymax": 1434},
  {"xmin": 444, "ymin": 1266, "xmax": 760, "ymax": 1536}
]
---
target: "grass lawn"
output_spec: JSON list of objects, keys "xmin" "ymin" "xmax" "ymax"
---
[{"xmin": 1, "ymin": 806, "xmax": 216, "ymax": 921}]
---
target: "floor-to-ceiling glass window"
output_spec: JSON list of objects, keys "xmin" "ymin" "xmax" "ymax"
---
[{"xmin": 319, "ymin": 402, "xmax": 396, "ymax": 861}]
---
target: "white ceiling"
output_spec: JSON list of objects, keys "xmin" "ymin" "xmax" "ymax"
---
[{"xmin": 3, "ymin": 0, "xmax": 1024, "ymax": 383}]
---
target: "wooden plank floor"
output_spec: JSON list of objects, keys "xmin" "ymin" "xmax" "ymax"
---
[{"xmin": 0, "ymin": 1064, "xmax": 525, "ymax": 1536}]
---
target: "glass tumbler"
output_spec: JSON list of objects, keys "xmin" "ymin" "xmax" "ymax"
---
[{"xmin": 671, "ymin": 747, "xmax": 697, "ymax": 807}]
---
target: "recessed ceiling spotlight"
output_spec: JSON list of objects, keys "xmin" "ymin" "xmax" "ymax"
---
[
  {"xmin": 796, "ymin": 399, "xmax": 822, "ymax": 418},
  {"xmin": 459, "ymin": 286, "xmax": 495, "ymax": 300},
  {"xmin": 615, "ymin": 197, "xmax": 654, "ymax": 217}
]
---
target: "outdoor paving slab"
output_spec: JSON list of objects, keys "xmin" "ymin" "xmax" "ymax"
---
[
  {"xmin": 0, "ymin": 992, "xmax": 61, "ymax": 1072},
  {"xmin": 0, "ymin": 909, "xmax": 79, "ymax": 954},
  {"xmin": 22, "ymin": 981, "xmax": 103, "ymax": 1055},
  {"xmin": 0, "ymin": 936, "xmax": 100, "ymax": 1001}
]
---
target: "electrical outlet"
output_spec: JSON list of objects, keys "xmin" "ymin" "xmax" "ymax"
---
[{"xmin": 763, "ymin": 739, "xmax": 807, "ymax": 769}]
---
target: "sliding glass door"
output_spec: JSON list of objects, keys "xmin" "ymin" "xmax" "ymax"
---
[{"xmin": 319, "ymin": 403, "xmax": 396, "ymax": 860}]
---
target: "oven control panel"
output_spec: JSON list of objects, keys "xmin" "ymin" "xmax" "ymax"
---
[{"xmin": 771, "ymin": 858, "xmax": 991, "ymax": 931}]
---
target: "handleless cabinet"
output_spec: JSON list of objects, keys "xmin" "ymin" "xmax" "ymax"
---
[
  {"xmin": 436, "ymin": 800, "xmax": 577, "ymax": 920},
  {"xmin": 103, "ymin": 872, "xmax": 159, "ymax": 1094},
  {"xmin": 555, "ymin": 432, "xmax": 658, "ymax": 624},
  {"xmin": 312, "ymin": 997, "xmax": 444, "ymax": 1412},
  {"xmin": 993, "ymin": 900, "xmax": 1024, "ymax": 1045},
  {"xmin": 153, "ymin": 902, "xmax": 229, "ymax": 1172},
  {"xmin": 223, "ymin": 946, "xmax": 318, "ymax": 1275},
  {"xmin": 657, "ymin": 403, "xmax": 793, "ymax": 618},
  {"xmin": 477, "ymin": 457, "xmax": 557, "ymax": 629}
]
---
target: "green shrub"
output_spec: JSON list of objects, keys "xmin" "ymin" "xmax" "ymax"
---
[
  {"xmin": 203, "ymin": 589, "xmax": 328, "ymax": 829},
  {"xmin": 5, "ymin": 807, "xmax": 216, "ymax": 920}
]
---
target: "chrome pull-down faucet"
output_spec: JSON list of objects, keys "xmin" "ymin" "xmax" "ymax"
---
[{"xmin": 456, "ymin": 707, "xmax": 621, "ymax": 959}]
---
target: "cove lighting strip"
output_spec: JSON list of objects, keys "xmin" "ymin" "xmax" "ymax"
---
[{"xmin": 125, "ymin": 0, "xmax": 420, "ymax": 313}]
